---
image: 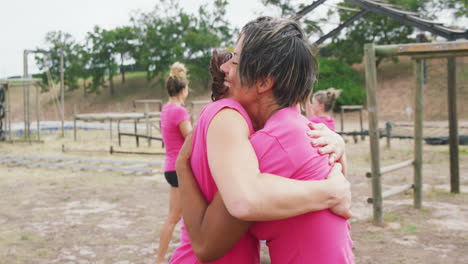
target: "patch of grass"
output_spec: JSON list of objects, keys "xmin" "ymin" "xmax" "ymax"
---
[
  {"xmin": 437, "ymin": 148, "xmax": 468, "ymax": 155},
  {"xmin": 384, "ymin": 212, "xmax": 399, "ymax": 222},
  {"xmin": 403, "ymin": 223, "xmax": 417, "ymax": 233},
  {"xmin": 363, "ymin": 231, "xmax": 384, "ymax": 241},
  {"xmin": 20, "ymin": 235, "xmax": 28, "ymax": 241},
  {"xmin": 111, "ymin": 197, "xmax": 121, "ymax": 203},
  {"xmin": 35, "ymin": 248, "xmax": 51, "ymax": 257},
  {"xmin": 62, "ymin": 196, "xmax": 71, "ymax": 202}
]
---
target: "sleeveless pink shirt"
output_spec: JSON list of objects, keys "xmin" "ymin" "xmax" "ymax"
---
[
  {"xmin": 169, "ymin": 98, "xmax": 260, "ymax": 264},
  {"xmin": 249, "ymin": 107, "xmax": 354, "ymax": 264},
  {"xmin": 160, "ymin": 103, "xmax": 191, "ymax": 172}
]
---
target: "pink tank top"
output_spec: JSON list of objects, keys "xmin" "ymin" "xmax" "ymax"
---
[
  {"xmin": 169, "ymin": 98, "xmax": 260, "ymax": 264},
  {"xmin": 161, "ymin": 103, "xmax": 191, "ymax": 172},
  {"xmin": 309, "ymin": 116, "xmax": 336, "ymax": 131},
  {"xmin": 249, "ymin": 107, "xmax": 354, "ymax": 264}
]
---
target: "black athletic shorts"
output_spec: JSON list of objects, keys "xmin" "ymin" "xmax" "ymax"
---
[{"xmin": 164, "ymin": 171, "xmax": 179, "ymax": 187}]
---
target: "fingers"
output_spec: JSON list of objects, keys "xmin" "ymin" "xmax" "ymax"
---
[
  {"xmin": 307, "ymin": 129, "xmax": 326, "ymax": 139},
  {"xmin": 328, "ymin": 153, "xmax": 336, "ymax": 165},
  {"xmin": 308, "ymin": 122, "xmax": 327, "ymax": 131},
  {"xmin": 310, "ymin": 136, "xmax": 329, "ymax": 147},
  {"xmin": 331, "ymin": 162, "xmax": 342, "ymax": 173}
]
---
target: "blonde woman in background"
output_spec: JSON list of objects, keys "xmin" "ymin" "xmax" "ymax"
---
[
  {"xmin": 306, "ymin": 87, "xmax": 342, "ymax": 131},
  {"xmin": 156, "ymin": 62, "xmax": 193, "ymax": 264}
]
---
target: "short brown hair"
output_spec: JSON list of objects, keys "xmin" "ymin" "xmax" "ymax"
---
[{"xmin": 238, "ymin": 17, "xmax": 318, "ymax": 108}]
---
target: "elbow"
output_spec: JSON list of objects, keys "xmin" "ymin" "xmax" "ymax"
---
[
  {"xmin": 225, "ymin": 197, "xmax": 255, "ymax": 221},
  {"xmin": 192, "ymin": 242, "xmax": 221, "ymax": 263}
]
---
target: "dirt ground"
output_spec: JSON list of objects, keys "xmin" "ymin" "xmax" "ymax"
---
[{"xmin": 0, "ymin": 123, "xmax": 467, "ymax": 264}]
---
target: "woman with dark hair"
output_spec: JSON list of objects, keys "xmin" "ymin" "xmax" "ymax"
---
[
  {"xmin": 155, "ymin": 62, "xmax": 192, "ymax": 264},
  {"xmin": 170, "ymin": 17, "xmax": 352, "ymax": 264}
]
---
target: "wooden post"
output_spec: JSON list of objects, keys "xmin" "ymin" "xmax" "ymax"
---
[
  {"xmin": 109, "ymin": 119, "xmax": 113, "ymax": 143},
  {"xmin": 340, "ymin": 107, "xmax": 344, "ymax": 132},
  {"xmin": 118, "ymin": 120, "xmax": 121, "ymax": 147},
  {"xmin": 447, "ymin": 57, "xmax": 459, "ymax": 193},
  {"xmin": 145, "ymin": 103, "xmax": 151, "ymax": 147},
  {"xmin": 60, "ymin": 52, "xmax": 65, "ymax": 138},
  {"xmin": 365, "ymin": 43, "xmax": 383, "ymax": 226},
  {"xmin": 23, "ymin": 50, "xmax": 30, "ymax": 141},
  {"xmin": 386, "ymin": 121, "xmax": 392, "ymax": 148},
  {"xmin": 74, "ymin": 117, "xmax": 77, "ymax": 141},
  {"xmin": 73, "ymin": 105, "xmax": 77, "ymax": 141},
  {"xmin": 360, "ymin": 108, "xmax": 364, "ymax": 140},
  {"xmin": 36, "ymin": 85, "xmax": 40, "ymax": 141},
  {"xmin": 413, "ymin": 59, "xmax": 424, "ymax": 209},
  {"xmin": 134, "ymin": 120, "xmax": 138, "ymax": 147},
  {"xmin": 7, "ymin": 84, "xmax": 11, "ymax": 141}
]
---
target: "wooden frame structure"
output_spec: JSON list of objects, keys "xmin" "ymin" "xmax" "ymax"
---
[
  {"xmin": 365, "ymin": 40, "xmax": 468, "ymax": 226},
  {"xmin": 0, "ymin": 78, "xmax": 42, "ymax": 143},
  {"xmin": 339, "ymin": 105, "xmax": 365, "ymax": 140},
  {"xmin": 73, "ymin": 112, "xmax": 161, "ymax": 146}
]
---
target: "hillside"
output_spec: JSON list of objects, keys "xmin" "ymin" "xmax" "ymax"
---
[{"xmin": 6, "ymin": 56, "xmax": 468, "ymax": 124}]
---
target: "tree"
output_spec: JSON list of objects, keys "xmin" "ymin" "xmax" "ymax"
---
[
  {"xmin": 132, "ymin": 0, "xmax": 233, "ymax": 88},
  {"xmin": 260, "ymin": 0, "xmax": 466, "ymax": 66},
  {"xmin": 184, "ymin": 0, "xmax": 233, "ymax": 89},
  {"xmin": 86, "ymin": 26, "xmax": 119, "ymax": 96},
  {"xmin": 112, "ymin": 26, "xmax": 138, "ymax": 84},
  {"xmin": 35, "ymin": 31, "xmax": 81, "ymax": 91}
]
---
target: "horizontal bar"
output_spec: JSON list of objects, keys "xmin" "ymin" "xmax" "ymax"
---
[
  {"xmin": 341, "ymin": 105, "xmax": 364, "ymax": 110},
  {"xmin": 0, "ymin": 154, "xmax": 162, "ymax": 166},
  {"xmin": 374, "ymin": 41, "xmax": 468, "ymax": 57},
  {"xmin": 366, "ymin": 159, "xmax": 414, "ymax": 178},
  {"xmin": 367, "ymin": 184, "xmax": 414, "ymax": 203}
]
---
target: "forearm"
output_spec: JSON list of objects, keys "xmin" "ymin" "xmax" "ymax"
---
[
  {"xmin": 231, "ymin": 173, "xmax": 337, "ymax": 221},
  {"xmin": 176, "ymin": 158, "xmax": 250, "ymax": 262}
]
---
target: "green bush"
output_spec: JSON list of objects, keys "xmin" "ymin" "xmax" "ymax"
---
[{"xmin": 314, "ymin": 57, "xmax": 366, "ymax": 111}]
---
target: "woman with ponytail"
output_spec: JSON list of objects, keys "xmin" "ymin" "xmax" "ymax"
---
[
  {"xmin": 306, "ymin": 87, "xmax": 342, "ymax": 131},
  {"xmin": 156, "ymin": 62, "xmax": 193, "ymax": 264}
]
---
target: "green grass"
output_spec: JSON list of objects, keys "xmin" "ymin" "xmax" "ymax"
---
[{"xmin": 437, "ymin": 147, "xmax": 468, "ymax": 155}]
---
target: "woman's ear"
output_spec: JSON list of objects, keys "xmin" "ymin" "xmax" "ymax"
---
[{"xmin": 256, "ymin": 76, "xmax": 274, "ymax": 94}]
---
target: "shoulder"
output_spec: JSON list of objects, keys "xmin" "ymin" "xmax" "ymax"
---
[{"xmin": 201, "ymin": 99, "xmax": 253, "ymax": 134}]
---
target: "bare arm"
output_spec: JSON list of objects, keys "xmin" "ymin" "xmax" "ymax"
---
[
  {"xmin": 176, "ymin": 134, "xmax": 251, "ymax": 263},
  {"xmin": 207, "ymin": 109, "xmax": 350, "ymax": 221},
  {"xmin": 178, "ymin": 119, "xmax": 192, "ymax": 138}
]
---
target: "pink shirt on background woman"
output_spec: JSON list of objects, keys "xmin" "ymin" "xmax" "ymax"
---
[
  {"xmin": 309, "ymin": 116, "xmax": 336, "ymax": 131},
  {"xmin": 169, "ymin": 98, "xmax": 260, "ymax": 264},
  {"xmin": 160, "ymin": 104, "xmax": 191, "ymax": 172},
  {"xmin": 249, "ymin": 107, "xmax": 353, "ymax": 264}
]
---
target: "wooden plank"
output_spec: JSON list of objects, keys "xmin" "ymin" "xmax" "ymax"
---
[
  {"xmin": 448, "ymin": 57, "xmax": 460, "ymax": 193},
  {"xmin": 413, "ymin": 59, "xmax": 424, "ymax": 209},
  {"xmin": 364, "ymin": 43, "xmax": 383, "ymax": 226},
  {"xmin": 366, "ymin": 159, "xmax": 414, "ymax": 178},
  {"xmin": 374, "ymin": 41, "xmax": 468, "ymax": 57},
  {"xmin": 341, "ymin": 105, "xmax": 364, "ymax": 110},
  {"xmin": 367, "ymin": 184, "xmax": 414, "ymax": 203}
]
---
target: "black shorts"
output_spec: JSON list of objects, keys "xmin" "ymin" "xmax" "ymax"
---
[{"xmin": 164, "ymin": 171, "xmax": 179, "ymax": 187}]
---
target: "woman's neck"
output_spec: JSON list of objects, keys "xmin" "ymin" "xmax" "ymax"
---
[
  {"xmin": 247, "ymin": 94, "xmax": 282, "ymax": 131},
  {"xmin": 317, "ymin": 111, "xmax": 332, "ymax": 119},
  {"xmin": 168, "ymin": 96, "xmax": 184, "ymax": 105}
]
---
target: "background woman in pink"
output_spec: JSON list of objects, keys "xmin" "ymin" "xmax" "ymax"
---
[
  {"xmin": 171, "ymin": 17, "xmax": 352, "ymax": 264},
  {"xmin": 306, "ymin": 87, "xmax": 342, "ymax": 131},
  {"xmin": 155, "ymin": 62, "xmax": 192, "ymax": 264}
]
